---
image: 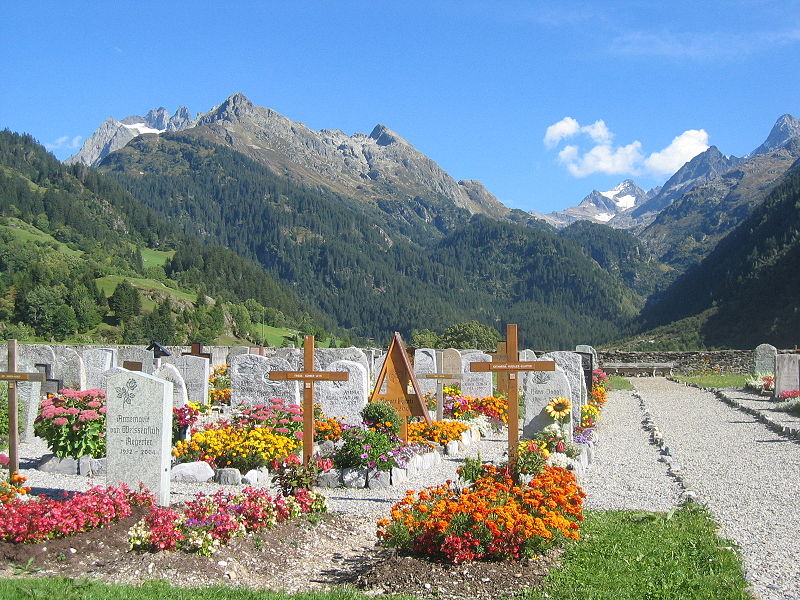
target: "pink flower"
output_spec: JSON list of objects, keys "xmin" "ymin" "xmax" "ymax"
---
[
  {"xmin": 0, "ymin": 453, "xmax": 9, "ymax": 466},
  {"xmin": 87, "ymin": 401, "xmax": 102, "ymax": 409},
  {"xmin": 65, "ymin": 407, "xmax": 80, "ymax": 415},
  {"xmin": 52, "ymin": 418, "xmax": 68, "ymax": 426}
]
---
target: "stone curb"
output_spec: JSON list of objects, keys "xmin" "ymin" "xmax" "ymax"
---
[
  {"xmin": 668, "ymin": 378, "xmax": 800, "ymax": 443},
  {"xmin": 632, "ymin": 389, "xmax": 698, "ymax": 504}
]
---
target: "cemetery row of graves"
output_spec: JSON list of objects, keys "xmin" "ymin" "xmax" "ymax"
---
[{"xmin": 0, "ymin": 333, "xmax": 795, "ymax": 578}]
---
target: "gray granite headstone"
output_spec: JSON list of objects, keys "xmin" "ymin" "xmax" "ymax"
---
[
  {"xmin": 16, "ymin": 358, "xmax": 43, "ymax": 442},
  {"xmin": 575, "ymin": 345, "xmax": 598, "ymax": 367},
  {"xmin": 173, "ymin": 355, "xmax": 210, "ymax": 406},
  {"xmin": 273, "ymin": 348, "xmax": 301, "ymax": 370},
  {"xmin": 230, "ymin": 354, "xmax": 300, "ymax": 407},
  {"xmin": 226, "ymin": 346, "xmax": 250, "ymax": 365},
  {"xmin": 106, "ymin": 371, "xmax": 172, "ymax": 506},
  {"xmin": 542, "ymin": 352, "xmax": 584, "ymax": 426},
  {"xmin": 774, "ymin": 354, "xmax": 800, "ymax": 397},
  {"xmin": 315, "ymin": 347, "xmax": 369, "ymax": 374},
  {"xmin": 372, "ymin": 353, "xmax": 387, "ymax": 389},
  {"xmin": 522, "ymin": 365, "xmax": 572, "ymax": 440},
  {"xmin": 52, "ymin": 346, "xmax": 86, "ymax": 390},
  {"xmin": 83, "ymin": 348, "xmax": 117, "ymax": 390},
  {"xmin": 18, "ymin": 344, "xmax": 60, "ymax": 395},
  {"xmin": 155, "ymin": 364, "xmax": 188, "ymax": 408},
  {"xmin": 754, "ymin": 344, "xmax": 777, "ymax": 376},
  {"xmin": 317, "ymin": 360, "xmax": 368, "ymax": 424},
  {"xmin": 460, "ymin": 351, "xmax": 493, "ymax": 398},
  {"xmin": 518, "ymin": 349, "xmax": 537, "ymax": 390},
  {"xmin": 414, "ymin": 349, "xmax": 437, "ymax": 395},
  {"xmin": 117, "ymin": 346, "xmax": 155, "ymax": 374},
  {"xmin": 441, "ymin": 348, "xmax": 462, "ymax": 383}
]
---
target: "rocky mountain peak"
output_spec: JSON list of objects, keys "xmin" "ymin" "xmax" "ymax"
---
[
  {"xmin": 369, "ymin": 124, "xmax": 407, "ymax": 147},
  {"xmin": 749, "ymin": 113, "xmax": 800, "ymax": 157}
]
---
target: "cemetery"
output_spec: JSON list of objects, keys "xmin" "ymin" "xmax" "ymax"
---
[{"xmin": 0, "ymin": 333, "xmax": 797, "ymax": 599}]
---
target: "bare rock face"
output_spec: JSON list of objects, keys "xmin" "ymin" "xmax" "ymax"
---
[{"xmin": 66, "ymin": 106, "xmax": 195, "ymax": 166}]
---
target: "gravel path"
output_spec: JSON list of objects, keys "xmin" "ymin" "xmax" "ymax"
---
[
  {"xmin": 579, "ymin": 388, "xmax": 682, "ymax": 511},
  {"xmin": 634, "ymin": 378, "xmax": 800, "ymax": 600}
]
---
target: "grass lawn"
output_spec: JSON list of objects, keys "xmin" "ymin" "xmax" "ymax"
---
[
  {"xmin": 0, "ymin": 507, "xmax": 749, "ymax": 600},
  {"xmin": 0, "ymin": 217, "xmax": 82, "ymax": 256},
  {"xmin": 607, "ymin": 375, "xmax": 633, "ymax": 391},
  {"xmin": 672, "ymin": 374, "xmax": 748, "ymax": 389},
  {"xmin": 95, "ymin": 275, "xmax": 197, "ymax": 312},
  {"xmin": 524, "ymin": 506, "xmax": 750, "ymax": 600},
  {"xmin": 139, "ymin": 247, "xmax": 175, "ymax": 268}
]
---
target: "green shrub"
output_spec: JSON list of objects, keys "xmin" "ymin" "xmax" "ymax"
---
[{"xmin": 360, "ymin": 401, "xmax": 402, "ymax": 436}]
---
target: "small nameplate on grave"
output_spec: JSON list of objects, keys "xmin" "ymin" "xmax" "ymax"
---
[
  {"xmin": 470, "ymin": 360, "xmax": 556, "ymax": 372},
  {"xmin": 122, "ymin": 361, "xmax": 143, "ymax": 372},
  {"xmin": 269, "ymin": 371, "xmax": 349, "ymax": 382},
  {"xmin": 0, "ymin": 371, "xmax": 45, "ymax": 382}
]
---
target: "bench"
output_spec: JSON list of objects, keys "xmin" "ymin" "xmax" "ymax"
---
[{"xmin": 602, "ymin": 362, "xmax": 676, "ymax": 377}]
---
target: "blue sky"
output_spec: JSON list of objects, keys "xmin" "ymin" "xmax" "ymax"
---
[{"xmin": 2, "ymin": 1, "xmax": 798, "ymax": 213}]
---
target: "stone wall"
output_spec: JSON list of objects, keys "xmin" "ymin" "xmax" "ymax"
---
[{"xmin": 598, "ymin": 350, "xmax": 796, "ymax": 375}]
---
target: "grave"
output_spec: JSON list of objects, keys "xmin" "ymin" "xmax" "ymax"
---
[
  {"xmin": 522, "ymin": 365, "xmax": 573, "ymax": 439},
  {"xmin": 413, "ymin": 348, "xmax": 438, "ymax": 395},
  {"xmin": 105, "ymin": 371, "xmax": 172, "ymax": 506},
  {"xmin": 575, "ymin": 344, "xmax": 599, "ymax": 367},
  {"xmin": 774, "ymin": 354, "xmax": 800, "ymax": 397},
  {"xmin": 316, "ymin": 347, "xmax": 369, "ymax": 374},
  {"xmin": 173, "ymin": 354, "xmax": 210, "ymax": 406},
  {"xmin": 117, "ymin": 346, "xmax": 155, "ymax": 374},
  {"xmin": 83, "ymin": 348, "xmax": 117, "ymax": 390},
  {"xmin": 754, "ymin": 344, "xmax": 777, "ymax": 376},
  {"xmin": 225, "ymin": 346, "xmax": 250, "ymax": 365},
  {"xmin": 460, "ymin": 350, "xmax": 493, "ymax": 397},
  {"xmin": 230, "ymin": 354, "xmax": 300, "ymax": 407},
  {"xmin": 52, "ymin": 346, "xmax": 86, "ymax": 390},
  {"xmin": 1, "ymin": 339, "xmax": 45, "ymax": 473},
  {"xmin": 154, "ymin": 363, "xmax": 189, "ymax": 408},
  {"xmin": 316, "ymin": 360, "xmax": 368, "ymax": 424},
  {"xmin": 542, "ymin": 351, "xmax": 584, "ymax": 427}
]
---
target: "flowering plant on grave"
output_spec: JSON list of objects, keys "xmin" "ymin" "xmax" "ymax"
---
[
  {"xmin": 581, "ymin": 403, "xmax": 600, "ymax": 429},
  {"xmin": 746, "ymin": 373, "xmax": 775, "ymax": 393},
  {"xmin": 128, "ymin": 486, "xmax": 326, "ymax": 556},
  {"xmin": 407, "ymin": 420, "xmax": 470, "ymax": 446},
  {"xmin": 592, "ymin": 368, "xmax": 609, "ymax": 386},
  {"xmin": 0, "ymin": 484, "xmax": 153, "ymax": 543},
  {"xmin": 232, "ymin": 399, "xmax": 304, "ymax": 437},
  {"xmin": 270, "ymin": 453, "xmax": 334, "ymax": 496},
  {"xmin": 0, "ymin": 472, "xmax": 30, "ymax": 504},
  {"xmin": 545, "ymin": 397, "xmax": 572, "ymax": 423},
  {"xmin": 208, "ymin": 364, "xmax": 231, "ymax": 405},
  {"xmin": 377, "ymin": 464, "xmax": 585, "ymax": 563},
  {"xmin": 332, "ymin": 427, "xmax": 400, "ymax": 472},
  {"xmin": 172, "ymin": 402, "xmax": 201, "ymax": 443},
  {"xmin": 778, "ymin": 389, "xmax": 800, "ymax": 400},
  {"xmin": 516, "ymin": 439, "xmax": 550, "ymax": 476},
  {"xmin": 533, "ymin": 424, "xmax": 581, "ymax": 459},
  {"xmin": 34, "ymin": 389, "xmax": 107, "ymax": 459},
  {"xmin": 589, "ymin": 383, "xmax": 608, "ymax": 407},
  {"xmin": 315, "ymin": 415, "xmax": 344, "ymax": 441}
]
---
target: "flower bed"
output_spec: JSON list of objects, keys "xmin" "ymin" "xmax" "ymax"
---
[
  {"xmin": 407, "ymin": 420, "xmax": 470, "ymax": 446},
  {"xmin": 128, "ymin": 486, "xmax": 326, "ymax": 556},
  {"xmin": 0, "ymin": 482, "xmax": 153, "ymax": 543},
  {"xmin": 34, "ymin": 389, "xmax": 107, "ymax": 459},
  {"xmin": 377, "ymin": 464, "xmax": 585, "ymax": 563}
]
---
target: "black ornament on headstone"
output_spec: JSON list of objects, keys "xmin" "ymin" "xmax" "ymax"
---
[
  {"xmin": 147, "ymin": 341, "xmax": 171, "ymax": 359},
  {"xmin": 35, "ymin": 363, "xmax": 63, "ymax": 396}
]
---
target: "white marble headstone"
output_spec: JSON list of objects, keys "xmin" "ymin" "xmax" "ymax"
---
[
  {"xmin": 105, "ymin": 371, "xmax": 172, "ymax": 506},
  {"xmin": 522, "ymin": 364, "xmax": 572, "ymax": 440},
  {"xmin": 774, "ymin": 354, "xmax": 800, "ymax": 397},
  {"xmin": 542, "ymin": 351, "xmax": 584, "ymax": 426},
  {"xmin": 173, "ymin": 355, "xmax": 210, "ymax": 406},
  {"xmin": 52, "ymin": 346, "xmax": 86, "ymax": 390},
  {"xmin": 754, "ymin": 344, "xmax": 777, "ymax": 376},
  {"xmin": 83, "ymin": 348, "xmax": 117, "ymax": 390},
  {"xmin": 460, "ymin": 350, "xmax": 492, "ymax": 398},
  {"xmin": 155, "ymin": 363, "xmax": 188, "ymax": 408}
]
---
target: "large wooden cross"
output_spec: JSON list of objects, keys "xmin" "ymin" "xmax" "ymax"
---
[
  {"xmin": 469, "ymin": 324, "xmax": 555, "ymax": 471},
  {"xmin": 268, "ymin": 336, "xmax": 348, "ymax": 463},
  {"xmin": 2, "ymin": 340, "xmax": 44, "ymax": 479}
]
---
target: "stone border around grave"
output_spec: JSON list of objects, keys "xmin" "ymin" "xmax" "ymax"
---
[
  {"xmin": 669, "ymin": 379, "xmax": 800, "ymax": 442},
  {"xmin": 633, "ymin": 389, "xmax": 698, "ymax": 503}
]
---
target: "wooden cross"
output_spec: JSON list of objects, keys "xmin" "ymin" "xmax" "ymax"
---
[
  {"xmin": 183, "ymin": 342, "xmax": 212, "ymax": 360},
  {"xmin": 423, "ymin": 372, "xmax": 463, "ymax": 421},
  {"xmin": 370, "ymin": 332, "xmax": 432, "ymax": 441},
  {"xmin": 268, "ymin": 336, "xmax": 348, "ymax": 464},
  {"xmin": 470, "ymin": 324, "xmax": 555, "ymax": 472},
  {"xmin": 2, "ymin": 340, "xmax": 45, "ymax": 479}
]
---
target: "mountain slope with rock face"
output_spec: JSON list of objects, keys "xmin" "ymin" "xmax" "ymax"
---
[{"xmin": 538, "ymin": 179, "xmax": 649, "ymax": 227}]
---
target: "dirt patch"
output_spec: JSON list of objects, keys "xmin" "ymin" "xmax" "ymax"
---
[{"xmin": 0, "ymin": 509, "xmax": 560, "ymax": 598}]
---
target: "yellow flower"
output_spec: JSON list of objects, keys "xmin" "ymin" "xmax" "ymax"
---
[{"xmin": 545, "ymin": 397, "xmax": 571, "ymax": 420}]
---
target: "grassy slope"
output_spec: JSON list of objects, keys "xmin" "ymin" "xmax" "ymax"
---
[{"xmin": 0, "ymin": 217, "xmax": 82, "ymax": 256}]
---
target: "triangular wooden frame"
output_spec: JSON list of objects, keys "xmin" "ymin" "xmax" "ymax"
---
[{"xmin": 370, "ymin": 332, "xmax": 432, "ymax": 425}]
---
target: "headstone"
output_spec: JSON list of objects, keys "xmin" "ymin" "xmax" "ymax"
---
[
  {"xmin": 155, "ymin": 364, "xmax": 189, "ymax": 408},
  {"xmin": 230, "ymin": 354, "xmax": 300, "ymax": 407},
  {"xmin": 316, "ymin": 347, "xmax": 369, "ymax": 374},
  {"xmin": 518, "ymin": 349, "xmax": 537, "ymax": 389},
  {"xmin": 441, "ymin": 349, "xmax": 462, "ymax": 383},
  {"xmin": 100, "ymin": 366, "xmax": 130, "ymax": 397},
  {"xmin": 317, "ymin": 360, "xmax": 369, "ymax": 424},
  {"xmin": 575, "ymin": 345, "xmax": 598, "ymax": 367},
  {"xmin": 226, "ymin": 346, "xmax": 250, "ymax": 365},
  {"xmin": 117, "ymin": 346, "xmax": 155, "ymax": 374},
  {"xmin": 413, "ymin": 348, "xmax": 437, "ymax": 395},
  {"xmin": 83, "ymin": 348, "xmax": 117, "ymax": 390},
  {"xmin": 105, "ymin": 371, "xmax": 172, "ymax": 506},
  {"xmin": 173, "ymin": 355, "xmax": 210, "ymax": 406},
  {"xmin": 542, "ymin": 351, "xmax": 584, "ymax": 426},
  {"xmin": 16, "ymin": 357, "xmax": 43, "ymax": 442},
  {"xmin": 52, "ymin": 346, "xmax": 86, "ymax": 390},
  {"xmin": 522, "ymin": 365, "xmax": 573, "ymax": 439},
  {"xmin": 273, "ymin": 347, "xmax": 301, "ymax": 370},
  {"xmin": 18, "ymin": 344, "xmax": 61, "ymax": 395},
  {"xmin": 372, "ymin": 353, "xmax": 387, "ymax": 387},
  {"xmin": 575, "ymin": 351, "xmax": 594, "ymax": 397},
  {"xmin": 460, "ymin": 351, "xmax": 492, "ymax": 398},
  {"xmin": 774, "ymin": 354, "xmax": 800, "ymax": 396},
  {"xmin": 754, "ymin": 344, "xmax": 778, "ymax": 376}
]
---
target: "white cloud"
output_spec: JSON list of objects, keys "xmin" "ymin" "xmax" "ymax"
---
[
  {"xmin": 544, "ymin": 117, "xmax": 611, "ymax": 148},
  {"xmin": 45, "ymin": 135, "xmax": 82, "ymax": 151},
  {"xmin": 544, "ymin": 116, "xmax": 710, "ymax": 178},
  {"xmin": 644, "ymin": 129, "xmax": 709, "ymax": 175},
  {"xmin": 561, "ymin": 140, "xmax": 643, "ymax": 177},
  {"xmin": 544, "ymin": 117, "xmax": 580, "ymax": 148}
]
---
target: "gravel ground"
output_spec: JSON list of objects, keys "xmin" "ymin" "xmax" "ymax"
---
[
  {"xmin": 579, "ymin": 388, "xmax": 683, "ymax": 511},
  {"xmin": 634, "ymin": 377, "xmax": 800, "ymax": 600}
]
